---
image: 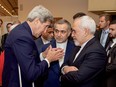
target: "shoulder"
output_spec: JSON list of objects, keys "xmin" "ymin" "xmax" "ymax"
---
[{"xmin": 86, "ymin": 38, "xmax": 106, "ymax": 54}]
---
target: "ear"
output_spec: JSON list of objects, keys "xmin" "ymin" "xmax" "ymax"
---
[
  {"xmin": 68, "ymin": 30, "xmax": 71, "ymax": 36},
  {"xmin": 84, "ymin": 28, "xmax": 89, "ymax": 36},
  {"xmin": 107, "ymin": 20, "xmax": 110, "ymax": 25},
  {"xmin": 34, "ymin": 18, "xmax": 40, "ymax": 24}
]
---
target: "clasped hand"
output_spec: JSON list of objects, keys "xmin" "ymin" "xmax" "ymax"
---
[{"xmin": 43, "ymin": 45, "xmax": 64, "ymax": 63}]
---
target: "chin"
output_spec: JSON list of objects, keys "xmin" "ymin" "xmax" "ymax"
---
[
  {"xmin": 57, "ymin": 41, "xmax": 63, "ymax": 43},
  {"xmin": 74, "ymin": 41, "xmax": 80, "ymax": 46}
]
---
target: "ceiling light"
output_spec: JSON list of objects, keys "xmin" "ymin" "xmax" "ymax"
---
[
  {"xmin": 104, "ymin": 10, "xmax": 116, "ymax": 12},
  {"xmin": 0, "ymin": 3, "xmax": 13, "ymax": 16}
]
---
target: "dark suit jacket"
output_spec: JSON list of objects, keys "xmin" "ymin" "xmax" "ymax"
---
[
  {"xmin": 94, "ymin": 29, "xmax": 112, "ymax": 49},
  {"xmin": 106, "ymin": 43, "xmax": 116, "ymax": 87},
  {"xmin": 61, "ymin": 37, "xmax": 107, "ymax": 87},
  {"xmin": 2, "ymin": 22, "xmax": 49, "ymax": 87},
  {"xmin": 35, "ymin": 37, "xmax": 44, "ymax": 53},
  {"xmin": 35, "ymin": 39, "xmax": 76, "ymax": 87},
  {"xmin": 1, "ymin": 33, "xmax": 8, "ymax": 50}
]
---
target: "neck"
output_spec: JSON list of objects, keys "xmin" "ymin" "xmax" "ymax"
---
[{"xmin": 80, "ymin": 34, "xmax": 94, "ymax": 46}]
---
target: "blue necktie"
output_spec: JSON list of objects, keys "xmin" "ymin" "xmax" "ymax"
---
[{"xmin": 100, "ymin": 31, "xmax": 106, "ymax": 47}]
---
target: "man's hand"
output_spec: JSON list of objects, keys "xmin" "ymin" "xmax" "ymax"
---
[
  {"xmin": 42, "ymin": 45, "xmax": 51, "ymax": 58},
  {"xmin": 63, "ymin": 66, "xmax": 78, "ymax": 74},
  {"xmin": 46, "ymin": 45, "xmax": 64, "ymax": 63}
]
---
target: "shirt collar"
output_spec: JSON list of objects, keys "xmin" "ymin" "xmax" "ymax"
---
[
  {"xmin": 102, "ymin": 29, "xmax": 109, "ymax": 34},
  {"xmin": 81, "ymin": 36, "xmax": 94, "ymax": 48},
  {"xmin": 41, "ymin": 36, "xmax": 50, "ymax": 44},
  {"xmin": 112, "ymin": 38, "xmax": 116, "ymax": 44},
  {"xmin": 56, "ymin": 40, "xmax": 68, "ymax": 47}
]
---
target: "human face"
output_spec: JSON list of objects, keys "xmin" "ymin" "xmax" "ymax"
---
[
  {"xmin": 7, "ymin": 24, "xmax": 13, "ymax": 32},
  {"xmin": 99, "ymin": 16, "xmax": 109, "ymax": 29},
  {"xmin": 54, "ymin": 24, "xmax": 71, "ymax": 43},
  {"xmin": 33, "ymin": 19, "xmax": 51, "ymax": 38},
  {"xmin": 42, "ymin": 27, "xmax": 54, "ymax": 41},
  {"xmin": 109, "ymin": 24, "xmax": 116, "ymax": 38},
  {"xmin": 72, "ymin": 20, "xmax": 86, "ymax": 46},
  {"xmin": 0, "ymin": 20, "xmax": 3, "ymax": 27}
]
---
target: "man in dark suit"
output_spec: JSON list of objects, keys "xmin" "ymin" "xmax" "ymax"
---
[
  {"xmin": 35, "ymin": 25, "xmax": 54, "ymax": 53},
  {"xmin": 35, "ymin": 19, "xmax": 76, "ymax": 87},
  {"xmin": 94, "ymin": 13, "xmax": 112, "ymax": 49},
  {"xmin": 106, "ymin": 20, "xmax": 116, "ymax": 87},
  {"xmin": 2, "ymin": 5, "xmax": 64, "ymax": 87},
  {"xmin": 61, "ymin": 16, "xmax": 107, "ymax": 87},
  {"xmin": 1, "ymin": 23, "xmax": 13, "ymax": 50}
]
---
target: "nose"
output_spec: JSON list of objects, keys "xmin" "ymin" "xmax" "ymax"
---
[
  {"xmin": 71, "ymin": 32, "xmax": 74, "ymax": 38},
  {"xmin": 57, "ymin": 32, "xmax": 61, "ymax": 36},
  {"xmin": 109, "ymin": 29, "xmax": 111, "ymax": 33},
  {"xmin": 51, "ymin": 33, "xmax": 54, "ymax": 37}
]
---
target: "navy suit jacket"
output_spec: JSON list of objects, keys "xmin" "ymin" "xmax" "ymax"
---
[
  {"xmin": 35, "ymin": 39, "xmax": 76, "ymax": 87},
  {"xmin": 61, "ymin": 37, "xmax": 107, "ymax": 87},
  {"xmin": 35, "ymin": 37, "xmax": 44, "ymax": 53},
  {"xmin": 2, "ymin": 22, "xmax": 49, "ymax": 87}
]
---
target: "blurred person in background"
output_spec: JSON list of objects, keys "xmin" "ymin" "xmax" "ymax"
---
[
  {"xmin": 94, "ymin": 13, "xmax": 112, "ymax": 49},
  {"xmin": 106, "ymin": 20, "xmax": 116, "ymax": 87},
  {"xmin": 1, "ymin": 23, "xmax": 13, "ymax": 51},
  {"xmin": 35, "ymin": 24, "xmax": 54, "ymax": 53}
]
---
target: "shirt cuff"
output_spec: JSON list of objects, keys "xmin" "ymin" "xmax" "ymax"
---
[
  {"xmin": 44, "ymin": 58, "xmax": 50, "ymax": 68},
  {"xmin": 40, "ymin": 53, "xmax": 44, "ymax": 61},
  {"xmin": 61, "ymin": 65, "xmax": 68, "ymax": 75}
]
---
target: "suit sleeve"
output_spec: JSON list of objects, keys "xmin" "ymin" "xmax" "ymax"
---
[
  {"xmin": 12, "ymin": 36, "xmax": 49, "ymax": 81},
  {"xmin": 61, "ymin": 51, "xmax": 106, "ymax": 84}
]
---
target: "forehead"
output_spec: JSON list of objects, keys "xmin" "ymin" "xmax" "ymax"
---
[
  {"xmin": 8, "ymin": 24, "xmax": 12, "ymax": 26},
  {"xmin": 109, "ymin": 24, "xmax": 116, "ymax": 29},
  {"xmin": 99, "ymin": 16, "xmax": 105, "ymax": 20},
  {"xmin": 43, "ymin": 21, "xmax": 51, "ymax": 26},
  {"xmin": 73, "ymin": 19, "xmax": 80, "ymax": 28},
  {"xmin": 55, "ymin": 23, "xmax": 68, "ymax": 30},
  {"xmin": 47, "ymin": 28, "xmax": 53, "ymax": 31}
]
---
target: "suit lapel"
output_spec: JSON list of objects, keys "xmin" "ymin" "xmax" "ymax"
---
[
  {"xmin": 50, "ymin": 40, "xmax": 59, "ymax": 75},
  {"xmin": 64, "ymin": 40, "xmax": 75, "ymax": 63},
  {"xmin": 109, "ymin": 43, "xmax": 116, "ymax": 62},
  {"xmin": 51, "ymin": 39, "xmax": 56, "ymax": 48},
  {"xmin": 73, "ymin": 37, "xmax": 96, "ymax": 64},
  {"xmin": 105, "ymin": 34, "xmax": 112, "ymax": 49}
]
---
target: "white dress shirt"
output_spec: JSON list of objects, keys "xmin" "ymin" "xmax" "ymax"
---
[
  {"xmin": 41, "ymin": 36, "xmax": 50, "ymax": 44},
  {"xmin": 56, "ymin": 41, "xmax": 67, "ymax": 67}
]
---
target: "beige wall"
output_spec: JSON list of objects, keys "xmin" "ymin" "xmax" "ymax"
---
[
  {"xmin": 0, "ymin": 0, "xmax": 99, "ymax": 46},
  {"xmin": 0, "ymin": 16, "xmax": 18, "ymax": 35},
  {"xmin": 88, "ymin": 0, "xmax": 116, "ymax": 11},
  {"xmin": 18, "ymin": 0, "xmax": 99, "ymax": 24}
]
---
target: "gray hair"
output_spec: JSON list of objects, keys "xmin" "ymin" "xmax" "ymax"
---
[
  {"xmin": 75, "ymin": 16, "xmax": 96, "ymax": 34},
  {"xmin": 54, "ymin": 19, "xmax": 71, "ymax": 31},
  {"xmin": 27, "ymin": 5, "xmax": 53, "ymax": 23}
]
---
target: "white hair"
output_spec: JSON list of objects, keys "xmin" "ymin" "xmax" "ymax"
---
[
  {"xmin": 75, "ymin": 16, "xmax": 96, "ymax": 34},
  {"xmin": 27, "ymin": 5, "xmax": 53, "ymax": 23}
]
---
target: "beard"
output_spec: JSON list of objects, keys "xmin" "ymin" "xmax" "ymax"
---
[
  {"xmin": 109, "ymin": 33, "xmax": 116, "ymax": 39},
  {"xmin": 74, "ymin": 40, "xmax": 80, "ymax": 46}
]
